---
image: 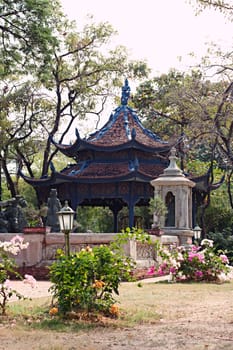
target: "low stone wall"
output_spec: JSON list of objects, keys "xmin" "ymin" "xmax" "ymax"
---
[{"xmin": 1, "ymin": 232, "xmax": 160, "ymax": 279}]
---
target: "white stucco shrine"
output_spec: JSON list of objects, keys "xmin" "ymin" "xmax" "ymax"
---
[{"xmin": 151, "ymin": 147, "xmax": 196, "ymax": 245}]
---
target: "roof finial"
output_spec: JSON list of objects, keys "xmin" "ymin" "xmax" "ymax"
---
[
  {"xmin": 163, "ymin": 147, "xmax": 183, "ymax": 177},
  {"xmin": 121, "ymin": 79, "xmax": 130, "ymax": 105}
]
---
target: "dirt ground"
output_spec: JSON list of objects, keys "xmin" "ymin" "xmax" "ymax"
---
[{"xmin": 0, "ymin": 279, "xmax": 233, "ymax": 350}]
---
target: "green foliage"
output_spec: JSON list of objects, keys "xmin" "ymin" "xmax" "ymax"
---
[
  {"xmin": 204, "ymin": 203, "xmax": 233, "ymax": 233},
  {"xmin": 49, "ymin": 244, "xmax": 134, "ymax": 316},
  {"xmin": 22, "ymin": 206, "xmax": 43, "ymax": 227},
  {"xmin": 18, "ymin": 180, "xmax": 38, "ymax": 208},
  {"xmin": 149, "ymin": 196, "xmax": 167, "ymax": 216},
  {"xmin": 132, "ymin": 70, "xmax": 231, "ymax": 169},
  {"xmin": 0, "ymin": 177, "xmax": 10, "ymax": 201},
  {"xmin": 200, "ymin": 178, "xmax": 233, "ymax": 234},
  {"xmin": 207, "ymin": 229, "xmax": 233, "ymax": 264},
  {"xmin": 76, "ymin": 207, "xmax": 113, "ymax": 233},
  {"xmin": 0, "ymin": 0, "xmax": 60, "ymax": 77},
  {"xmin": 112, "ymin": 227, "xmax": 153, "ymax": 248},
  {"xmin": 118, "ymin": 206, "xmax": 151, "ymax": 230},
  {"xmin": 148, "ymin": 196, "xmax": 168, "ymax": 227},
  {"xmin": 186, "ymin": 159, "xmax": 213, "ymax": 175}
]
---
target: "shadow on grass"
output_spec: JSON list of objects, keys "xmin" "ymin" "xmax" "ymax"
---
[
  {"xmin": 31, "ymin": 317, "xmax": 97, "ymax": 332},
  {"xmin": 9, "ymin": 297, "xmax": 122, "ymax": 332}
]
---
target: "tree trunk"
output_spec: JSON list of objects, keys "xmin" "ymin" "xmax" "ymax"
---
[{"xmin": 2, "ymin": 159, "xmax": 17, "ymax": 198}]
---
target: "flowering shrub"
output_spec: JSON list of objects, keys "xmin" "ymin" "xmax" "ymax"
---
[
  {"xmin": 49, "ymin": 244, "xmax": 135, "ymax": 317},
  {"xmin": 0, "ymin": 235, "xmax": 36, "ymax": 315},
  {"xmin": 148, "ymin": 239, "xmax": 231, "ymax": 283}
]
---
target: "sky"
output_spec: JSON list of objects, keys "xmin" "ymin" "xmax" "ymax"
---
[
  {"xmin": 60, "ymin": 0, "xmax": 233, "ymax": 75},
  {"xmin": 59, "ymin": 0, "xmax": 233, "ymax": 135}
]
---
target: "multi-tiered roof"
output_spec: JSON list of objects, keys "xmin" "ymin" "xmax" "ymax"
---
[{"xmin": 23, "ymin": 80, "xmax": 171, "ymax": 187}]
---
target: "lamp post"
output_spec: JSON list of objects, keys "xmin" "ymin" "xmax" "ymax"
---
[
  {"xmin": 57, "ymin": 201, "xmax": 74, "ymax": 256},
  {"xmin": 193, "ymin": 225, "xmax": 202, "ymax": 244}
]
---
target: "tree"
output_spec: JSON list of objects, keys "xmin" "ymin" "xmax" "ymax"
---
[
  {"xmin": 0, "ymin": 80, "xmax": 53, "ymax": 197},
  {"xmin": 189, "ymin": 0, "xmax": 233, "ymax": 214},
  {"xmin": 190, "ymin": 0, "xmax": 233, "ymax": 19},
  {"xmin": 132, "ymin": 70, "xmax": 228, "ymax": 168},
  {"xmin": 0, "ymin": 0, "xmax": 63, "ymax": 201},
  {"xmin": 0, "ymin": 7, "xmax": 149, "ymax": 203},
  {"xmin": 37, "ymin": 20, "xmax": 148, "ymax": 178},
  {"xmin": 0, "ymin": 0, "xmax": 61, "ymax": 77},
  {"xmin": 132, "ymin": 70, "xmax": 232, "ymax": 235}
]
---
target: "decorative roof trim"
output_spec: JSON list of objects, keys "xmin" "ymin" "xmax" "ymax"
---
[
  {"xmin": 19, "ymin": 168, "xmax": 153, "ymax": 186},
  {"xmin": 52, "ymin": 136, "xmax": 171, "ymax": 156}
]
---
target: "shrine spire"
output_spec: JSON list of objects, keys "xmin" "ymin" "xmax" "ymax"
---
[{"xmin": 121, "ymin": 79, "xmax": 130, "ymax": 105}]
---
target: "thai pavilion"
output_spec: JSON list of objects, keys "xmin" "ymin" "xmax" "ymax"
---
[
  {"xmin": 21, "ymin": 80, "xmax": 215, "ymax": 233},
  {"xmin": 21, "ymin": 80, "xmax": 174, "ymax": 231}
]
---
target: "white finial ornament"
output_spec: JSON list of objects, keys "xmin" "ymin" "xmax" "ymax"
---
[{"xmin": 163, "ymin": 147, "xmax": 183, "ymax": 176}]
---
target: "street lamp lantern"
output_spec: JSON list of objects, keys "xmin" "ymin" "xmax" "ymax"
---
[
  {"xmin": 193, "ymin": 225, "xmax": 202, "ymax": 241},
  {"xmin": 57, "ymin": 201, "xmax": 74, "ymax": 256}
]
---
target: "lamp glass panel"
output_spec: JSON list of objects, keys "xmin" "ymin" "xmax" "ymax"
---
[
  {"xmin": 194, "ymin": 228, "xmax": 201, "ymax": 239},
  {"xmin": 58, "ymin": 213, "xmax": 64, "ymax": 231},
  {"xmin": 58, "ymin": 212, "xmax": 74, "ymax": 231},
  {"xmin": 63, "ymin": 213, "xmax": 73, "ymax": 230}
]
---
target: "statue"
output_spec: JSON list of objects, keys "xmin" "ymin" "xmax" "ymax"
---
[
  {"xmin": 39, "ymin": 203, "xmax": 48, "ymax": 227},
  {"xmin": 46, "ymin": 189, "xmax": 62, "ymax": 232},
  {"xmin": 0, "ymin": 211, "xmax": 8, "ymax": 233},
  {"xmin": 0, "ymin": 195, "xmax": 28, "ymax": 233}
]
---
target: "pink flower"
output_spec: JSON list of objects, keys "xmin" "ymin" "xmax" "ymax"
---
[
  {"xmin": 11, "ymin": 235, "xmax": 24, "ymax": 244},
  {"xmin": 191, "ymin": 245, "xmax": 199, "ymax": 252},
  {"xmin": 147, "ymin": 266, "xmax": 155, "ymax": 276},
  {"xmin": 23, "ymin": 274, "xmax": 37, "ymax": 288},
  {"xmin": 161, "ymin": 262, "xmax": 167, "ymax": 269},
  {"xmin": 188, "ymin": 252, "xmax": 196, "ymax": 261},
  {"xmin": 169, "ymin": 266, "xmax": 177, "ymax": 274},
  {"xmin": 158, "ymin": 267, "xmax": 165, "ymax": 276},
  {"xmin": 10, "ymin": 235, "xmax": 29, "ymax": 251},
  {"xmin": 195, "ymin": 270, "xmax": 203, "ymax": 279},
  {"xmin": 220, "ymin": 254, "xmax": 229, "ymax": 264},
  {"xmin": 188, "ymin": 252, "xmax": 204, "ymax": 262}
]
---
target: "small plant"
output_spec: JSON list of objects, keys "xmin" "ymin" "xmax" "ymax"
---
[
  {"xmin": 23, "ymin": 206, "xmax": 43, "ymax": 227},
  {"xmin": 148, "ymin": 239, "xmax": 231, "ymax": 283},
  {"xmin": 149, "ymin": 196, "xmax": 168, "ymax": 228},
  {"xmin": 114, "ymin": 226, "xmax": 153, "ymax": 247},
  {"xmin": 0, "ymin": 235, "xmax": 36, "ymax": 315}
]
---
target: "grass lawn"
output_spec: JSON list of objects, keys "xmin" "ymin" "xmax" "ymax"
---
[{"xmin": 0, "ymin": 280, "xmax": 233, "ymax": 349}]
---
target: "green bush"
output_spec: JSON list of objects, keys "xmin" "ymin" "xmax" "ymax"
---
[
  {"xmin": 49, "ymin": 244, "xmax": 135, "ymax": 316},
  {"xmin": 207, "ymin": 229, "xmax": 233, "ymax": 265},
  {"xmin": 204, "ymin": 205, "xmax": 233, "ymax": 233}
]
